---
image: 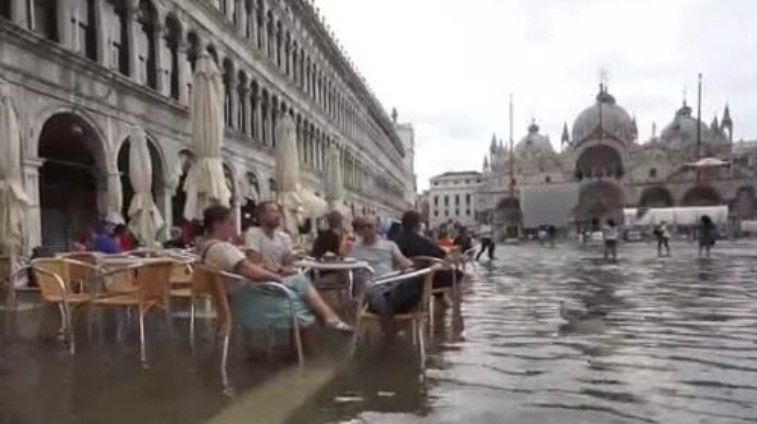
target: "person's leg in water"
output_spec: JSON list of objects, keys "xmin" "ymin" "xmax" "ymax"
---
[
  {"xmin": 476, "ymin": 239, "xmax": 486, "ymax": 261},
  {"xmin": 488, "ymin": 239, "xmax": 496, "ymax": 260},
  {"xmin": 612, "ymin": 242, "xmax": 618, "ymax": 261},
  {"xmin": 657, "ymin": 238, "xmax": 663, "ymax": 257},
  {"xmin": 664, "ymin": 238, "xmax": 670, "ymax": 256},
  {"xmin": 604, "ymin": 242, "xmax": 609, "ymax": 260}
]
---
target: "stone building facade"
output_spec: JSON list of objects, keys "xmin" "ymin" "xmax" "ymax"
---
[
  {"xmin": 479, "ymin": 84, "xmax": 757, "ymax": 237},
  {"xmin": 0, "ymin": 0, "xmax": 411, "ymax": 250},
  {"xmin": 428, "ymin": 171, "xmax": 483, "ymax": 229}
]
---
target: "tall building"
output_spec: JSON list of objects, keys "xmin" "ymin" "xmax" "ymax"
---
[
  {"xmin": 479, "ymin": 83, "xmax": 757, "ymax": 238},
  {"xmin": 428, "ymin": 171, "xmax": 483, "ymax": 228},
  {"xmin": 392, "ymin": 108, "xmax": 417, "ymax": 206},
  {"xmin": 0, "ymin": 0, "xmax": 411, "ymax": 250}
]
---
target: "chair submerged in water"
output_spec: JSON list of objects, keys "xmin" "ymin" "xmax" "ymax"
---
[{"xmin": 352, "ymin": 265, "xmax": 441, "ymax": 367}]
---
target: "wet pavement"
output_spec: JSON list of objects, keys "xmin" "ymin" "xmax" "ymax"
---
[{"xmin": 2, "ymin": 240, "xmax": 757, "ymax": 424}]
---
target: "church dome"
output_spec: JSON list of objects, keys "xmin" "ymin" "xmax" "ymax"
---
[
  {"xmin": 659, "ymin": 102, "xmax": 726, "ymax": 149},
  {"xmin": 515, "ymin": 121, "xmax": 554, "ymax": 158},
  {"xmin": 571, "ymin": 87, "xmax": 636, "ymax": 146}
]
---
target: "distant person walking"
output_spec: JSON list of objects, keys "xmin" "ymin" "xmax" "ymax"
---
[
  {"xmin": 547, "ymin": 225, "xmax": 557, "ymax": 248},
  {"xmin": 603, "ymin": 219, "xmax": 619, "ymax": 262},
  {"xmin": 476, "ymin": 222, "xmax": 495, "ymax": 261},
  {"xmin": 698, "ymin": 215, "xmax": 717, "ymax": 258},
  {"xmin": 655, "ymin": 221, "xmax": 671, "ymax": 257}
]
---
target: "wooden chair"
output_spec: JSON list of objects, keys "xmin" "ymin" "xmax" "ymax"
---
[
  {"xmin": 26, "ymin": 258, "xmax": 100, "ymax": 354},
  {"xmin": 59, "ymin": 252, "xmax": 99, "ymax": 292},
  {"xmin": 188, "ymin": 264, "xmax": 234, "ymax": 389},
  {"xmin": 352, "ymin": 266, "xmax": 439, "ymax": 367},
  {"xmin": 92, "ymin": 259, "xmax": 176, "ymax": 362},
  {"xmin": 194, "ymin": 265, "xmax": 306, "ymax": 367}
]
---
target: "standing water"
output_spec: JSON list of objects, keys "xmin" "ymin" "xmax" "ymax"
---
[{"xmin": 2, "ymin": 241, "xmax": 757, "ymax": 424}]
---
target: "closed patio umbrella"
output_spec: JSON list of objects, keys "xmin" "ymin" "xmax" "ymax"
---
[
  {"xmin": 0, "ymin": 84, "xmax": 30, "ymax": 255},
  {"xmin": 127, "ymin": 126, "xmax": 164, "ymax": 248},
  {"xmin": 275, "ymin": 114, "xmax": 304, "ymax": 236},
  {"xmin": 323, "ymin": 144, "xmax": 350, "ymax": 218},
  {"xmin": 183, "ymin": 54, "xmax": 231, "ymax": 221}
]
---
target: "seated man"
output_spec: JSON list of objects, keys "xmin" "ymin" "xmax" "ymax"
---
[
  {"xmin": 349, "ymin": 216, "xmax": 421, "ymax": 317},
  {"xmin": 394, "ymin": 211, "xmax": 464, "ymax": 290},
  {"xmin": 201, "ymin": 203, "xmax": 350, "ymax": 333}
]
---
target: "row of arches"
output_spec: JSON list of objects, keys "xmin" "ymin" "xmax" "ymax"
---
[
  {"xmin": 638, "ymin": 185, "xmax": 756, "ymax": 218},
  {"xmin": 1, "ymin": 0, "xmax": 377, "ymax": 151},
  {"xmin": 32, "ymin": 110, "xmax": 386, "ymax": 250},
  {"xmin": 2, "ymin": 0, "xmax": 406, "ymax": 205},
  {"xmin": 36, "ymin": 111, "xmax": 260, "ymax": 249}
]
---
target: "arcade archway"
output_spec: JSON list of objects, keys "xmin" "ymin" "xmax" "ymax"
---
[
  {"xmin": 38, "ymin": 113, "xmax": 106, "ymax": 250},
  {"xmin": 495, "ymin": 197, "xmax": 522, "ymax": 239},
  {"xmin": 574, "ymin": 181, "xmax": 625, "ymax": 228},
  {"xmin": 639, "ymin": 186, "xmax": 674, "ymax": 208},
  {"xmin": 681, "ymin": 186, "xmax": 722, "ymax": 206}
]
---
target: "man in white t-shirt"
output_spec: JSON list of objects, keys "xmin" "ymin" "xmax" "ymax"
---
[{"xmin": 245, "ymin": 201, "xmax": 297, "ymax": 274}]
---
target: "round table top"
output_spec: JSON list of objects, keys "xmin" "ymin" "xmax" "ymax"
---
[{"xmin": 294, "ymin": 258, "xmax": 370, "ymax": 271}]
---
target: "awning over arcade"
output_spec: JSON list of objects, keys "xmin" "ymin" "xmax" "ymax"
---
[{"xmin": 625, "ymin": 206, "xmax": 729, "ymax": 226}]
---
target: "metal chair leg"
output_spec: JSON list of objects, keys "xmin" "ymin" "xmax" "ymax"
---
[
  {"xmin": 351, "ymin": 320, "xmax": 361, "ymax": 356},
  {"xmin": 220, "ymin": 333, "xmax": 230, "ymax": 390},
  {"xmin": 189, "ymin": 299, "xmax": 196, "ymax": 349},
  {"xmin": 292, "ymin": 319, "xmax": 304, "ymax": 367},
  {"xmin": 139, "ymin": 307, "xmax": 147, "ymax": 364},
  {"xmin": 417, "ymin": 319, "xmax": 426, "ymax": 369}
]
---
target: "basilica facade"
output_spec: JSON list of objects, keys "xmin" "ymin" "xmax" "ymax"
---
[
  {"xmin": 0, "ymin": 0, "xmax": 413, "ymax": 251},
  {"xmin": 479, "ymin": 85, "xmax": 757, "ymax": 238}
]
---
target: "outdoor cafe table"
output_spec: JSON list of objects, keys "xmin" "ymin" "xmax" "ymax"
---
[{"xmin": 293, "ymin": 259, "xmax": 372, "ymax": 298}]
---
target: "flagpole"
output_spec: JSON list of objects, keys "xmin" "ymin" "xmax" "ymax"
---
[{"xmin": 696, "ymin": 73, "xmax": 703, "ymax": 160}]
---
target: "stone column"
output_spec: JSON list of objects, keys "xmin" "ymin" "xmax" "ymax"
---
[
  {"xmin": 94, "ymin": 0, "xmax": 109, "ymax": 67},
  {"xmin": 177, "ymin": 45, "xmax": 189, "ymax": 104},
  {"xmin": 227, "ymin": 75, "xmax": 238, "ymax": 130},
  {"xmin": 22, "ymin": 159, "xmax": 43, "ymax": 253},
  {"xmin": 126, "ymin": 5, "xmax": 140, "ymax": 82},
  {"xmin": 270, "ymin": 107, "xmax": 278, "ymax": 147},
  {"xmin": 153, "ymin": 22, "xmax": 165, "ymax": 94},
  {"xmin": 11, "ymin": 0, "xmax": 28, "ymax": 28},
  {"xmin": 225, "ymin": 0, "xmax": 235, "ymax": 22},
  {"xmin": 57, "ymin": 0, "xmax": 73, "ymax": 49},
  {"xmin": 161, "ymin": 185, "xmax": 173, "ymax": 234},
  {"xmin": 253, "ymin": 93, "xmax": 263, "ymax": 143},
  {"xmin": 240, "ymin": 87, "xmax": 251, "ymax": 137},
  {"xmin": 235, "ymin": 0, "xmax": 246, "ymax": 37}
]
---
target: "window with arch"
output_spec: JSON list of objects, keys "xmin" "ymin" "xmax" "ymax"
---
[
  {"xmin": 136, "ymin": 0, "xmax": 158, "ymax": 89},
  {"xmin": 164, "ymin": 15, "xmax": 182, "ymax": 100},
  {"xmin": 649, "ymin": 168, "xmax": 657, "ymax": 179}
]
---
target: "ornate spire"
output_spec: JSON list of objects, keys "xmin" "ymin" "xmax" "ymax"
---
[
  {"xmin": 711, "ymin": 115, "xmax": 720, "ymax": 132},
  {"xmin": 483, "ymin": 155, "xmax": 489, "ymax": 170},
  {"xmin": 561, "ymin": 122, "xmax": 570, "ymax": 146},
  {"xmin": 498, "ymin": 138, "xmax": 505, "ymax": 153},
  {"xmin": 631, "ymin": 114, "xmax": 638, "ymax": 141},
  {"xmin": 722, "ymin": 104, "xmax": 733, "ymax": 143},
  {"xmin": 722, "ymin": 104, "xmax": 733, "ymax": 128},
  {"xmin": 391, "ymin": 107, "xmax": 398, "ymax": 123},
  {"xmin": 489, "ymin": 133, "xmax": 497, "ymax": 154}
]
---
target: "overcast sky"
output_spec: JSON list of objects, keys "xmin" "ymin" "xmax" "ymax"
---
[{"xmin": 316, "ymin": 0, "xmax": 757, "ymax": 190}]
